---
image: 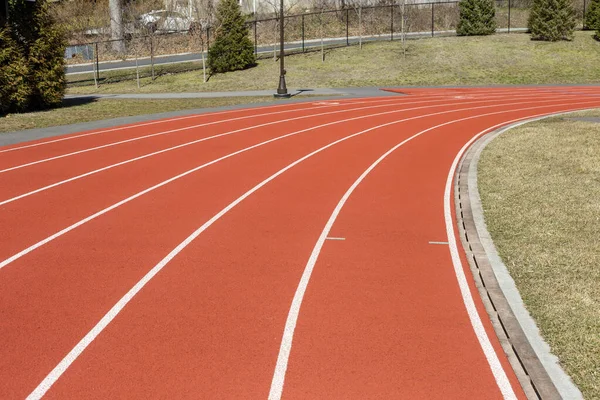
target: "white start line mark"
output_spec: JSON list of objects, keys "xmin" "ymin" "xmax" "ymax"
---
[
  {"xmin": 326, "ymin": 237, "xmax": 346, "ymax": 240},
  {"xmin": 313, "ymin": 102, "xmax": 340, "ymax": 106},
  {"xmin": 429, "ymin": 241, "xmax": 450, "ymax": 245}
]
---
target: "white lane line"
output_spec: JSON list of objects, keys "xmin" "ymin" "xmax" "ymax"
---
[
  {"xmin": 23, "ymin": 97, "xmax": 578, "ymax": 400},
  {"xmin": 0, "ymin": 97, "xmax": 483, "ymax": 206},
  {"xmin": 2, "ymin": 92, "xmax": 581, "ymax": 205},
  {"xmin": 267, "ymin": 99, "xmax": 600, "ymax": 400},
  {"xmin": 443, "ymin": 130, "xmax": 523, "ymax": 399},
  {"xmin": 0, "ymin": 103, "xmax": 298, "ymax": 154},
  {"xmin": 27, "ymin": 108, "xmax": 444, "ymax": 400},
  {"xmin": 0, "ymin": 103, "xmax": 352, "ymax": 173},
  {"xmin": 0, "ymin": 91, "xmax": 575, "ymax": 170},
  {"xmin": 325, "ymin": 237, "xmax": 345, "ymax": 240},
  {"xmin": 0, "ymin": 94, "xmax": 474, "ymax": 174},
  {"xmin": 0, "ymin": 99, "xmax": 496, "ymax": 269},
  {"xmin": 0, "ymin": 94, "xmax": 541, "ymax": 206},
  {"xmin": 0, "ymin": 95, "xmax": 439, "ymax": 154},
  {"xmin": 438, "ymin": 104, "xmax": 600, "ymax": 396},
  {"xmin": 2, "ymin": 95, "xmax": 592, "ymax": 274}
]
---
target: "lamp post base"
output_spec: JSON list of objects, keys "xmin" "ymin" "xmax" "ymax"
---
[{"xmin": 274, "ymin": 75, "xmax": 291, "ymax": 98}]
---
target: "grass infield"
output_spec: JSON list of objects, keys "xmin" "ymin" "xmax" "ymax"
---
[{"xmin": 478, "ymin": 109, "xmax": 600, "ymax": 398}]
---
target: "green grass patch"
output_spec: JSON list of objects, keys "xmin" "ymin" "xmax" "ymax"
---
[
  {"xmin": 68, "ymin": 31, "xmax": 600, "ymax": 95},
  {"xmin": 478, "ymin": 109, "xmax": 600, "ymax": 398},
  {"xmin": 0, "ymin": 97, "xmax": 274, "ymax": 133}
]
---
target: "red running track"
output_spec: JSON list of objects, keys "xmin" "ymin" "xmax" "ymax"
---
[{"xmin": 1, "ymin": 87, "xmax": 599, "ymax": 399}]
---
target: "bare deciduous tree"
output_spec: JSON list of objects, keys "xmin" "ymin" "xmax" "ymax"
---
[{"xmin": 110, "ymin": 0, "xmax": 125, "ymax": 53}]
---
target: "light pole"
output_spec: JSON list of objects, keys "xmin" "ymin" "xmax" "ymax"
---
[{"xmin": 274, "ymin": 0, "xmax": 290, "ymax": 98}]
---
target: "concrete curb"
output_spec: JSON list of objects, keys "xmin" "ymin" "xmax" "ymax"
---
[{"xmin": 454, "ymin": 116, "xmax": 584, "ymax": 399}]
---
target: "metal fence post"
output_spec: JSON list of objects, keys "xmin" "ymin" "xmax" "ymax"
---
[
  {"xmin": 508, "ymin": 0, "xmax": 511, "ymax": 33},
  {"xmin": 302, "ymin": 14, "xmax": 305, "ymax": 52},
  {"xmin": 431, "ymin": 3, "xmax": 434, "ymax": 37},
  {"xmin": 254, "ymin": 19, "xmax": 258, "ymax": 54},
  {"xmin": 390, "ymin": 3, "xmax": 394, "ymax": 41},
  {"xmin": 95, "ymin": 42, "xmax": 100, "ymax": 86},
  {"xmin": 583, "ymin": 0, "xmax": 587, "ymax": 28},
  {"xmin": 150, "ymin": 35, "xmax": 155, "ymax": 81},
  {"xmin": 346, "ymin": 8, "xmax": 349, "ymax": 46},
  {"xmin": 207, "ymin": 27, "xmax": 210, "ymax": 49}
]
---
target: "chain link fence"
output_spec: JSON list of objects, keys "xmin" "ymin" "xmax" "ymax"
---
[{"xmin": 65, "ymin": 0, "xmax": 591, "ymax": 87}]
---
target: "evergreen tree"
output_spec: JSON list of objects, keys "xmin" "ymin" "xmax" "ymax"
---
[
  {"xmin": 528, "ymin": 0, "xmax": 576, "ymax": 41},
  {"xmin": 1, "ymin": 0, "xmax": 67, "ymax": 113},
  {"xmin": 207, "ymin": 0, "xmax": 255, "ymax": 74},
  {"xmin": 585, "ymin": 0, "xmax": 600, "ymax": 30},
  {"xmin": 0, "ymin": 27, "xmax": 31, "ymax": 114},
  {"xmin": 457, "ymin": 0, "xmax": 497, "ymax": 36},
  {"xmin": 27, "ymin": 1, "xmax": 68, "ymax": 110}
]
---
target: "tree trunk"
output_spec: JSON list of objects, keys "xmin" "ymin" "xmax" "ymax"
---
[{"xmin": 109, "ymin": 0, "xmax": 125, "ymax": 54}]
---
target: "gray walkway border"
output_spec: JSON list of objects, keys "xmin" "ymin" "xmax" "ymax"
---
[
  {"xmin": 1, "ymin": 87, "xmax": 399, "ymax": 147},
  {"xmin": 63, "ymin": 87, "xmax": 350, "ymax": 99},
  {"xmin": 455, "ymin": 115, "xmax": 585, "ymax": 400}
]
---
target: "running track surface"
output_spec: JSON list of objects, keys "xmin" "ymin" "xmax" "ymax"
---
[{"xmin": 2, "ymin": 86, "xmax": 599, "ymax": 399}]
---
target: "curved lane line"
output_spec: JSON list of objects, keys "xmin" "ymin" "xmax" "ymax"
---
[
  {"xmin": 0, "ymin": 96, "xmax": 490, "ymax": 206},
  {"xmin": 0, "ymin": 103, "xmax": 303, "ymax": 154},
  {"xmin": 0, "ymin": 92, "xmax": 582, "ymax": 207},
  {"xmin": 26, "ymin": 98, "xmax": 600, "ymax": 399},
  {"xmin": 0, "ymin": 96, "xmax": 573, "ymax": 271},
  {"xmin": 0, "ymin": 91, "xmax": 576, "ymax": 173},
  {"xmin": 0, "ymin": 104, "xmax": 341, "ymax": 173},
  {"xmin": 268, "ymin": 101, "xmax": 600, "ymax": 400},
  {"xmin": 0, "ymin": 95, "xmax": 474, "ymax": 174},
  {"xmin": 0, "ymin": 97, "xmax": 372, "ymax": 154},
  {"xmin": 0, "ymin": 96, "xmax": 434, "ymax": 155}
]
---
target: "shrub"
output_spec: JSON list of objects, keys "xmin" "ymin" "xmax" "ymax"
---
[
  {"xmin": 1, "ymin": 0, "xmax": 67, "ymax": 114},
  {"xmin": 456, "ymin": 0, "xmax": 497, "ymax": 36},
  {"xmin": 585, "ymin": 0, "xmax": 600, "ymax": 30},
  {"xmin": 207, "ymin": 0, "xmax": 255, "ymax": 74},
  {"xmin": 528, "ymin": 0, "xmax": 576, "ymax": 41},
  {"xmin": 0, "ymin": 28, "xmax": 31, "ymax": 114},
  {"xmin": 27, "ymin": 1, "xmax": 68, "ymax": 110}
]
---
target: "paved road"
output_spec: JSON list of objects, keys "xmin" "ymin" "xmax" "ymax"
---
[{"xmin": 66, "ymin": 28, "xmax": 524, "ymax": 76}]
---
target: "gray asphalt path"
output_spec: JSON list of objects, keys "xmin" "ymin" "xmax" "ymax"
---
[
  {"xmin": 63, "ymin": 87, "xmax": 369, "ymax": 99},
  {"xmin": 65, "ymin": 34, "xmax": 398, "ymax": 75},
  {"xmin": 66, "ymin": 28, "xmax": 525, "ymax": 76}
]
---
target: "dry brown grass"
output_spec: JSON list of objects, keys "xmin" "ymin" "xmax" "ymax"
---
[
  {"xmin": 67, "ymin": 31, "xmax": 600, "ymax": 94},
  {"xmin": 478, "ymin": 109, "xmax": 600, "ymax": 398}
]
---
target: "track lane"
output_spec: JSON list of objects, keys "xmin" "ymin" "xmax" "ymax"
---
[
  {"xmin": 2, "ymin": 86, "xmax": 596, "ymax": 396},
  {"xmin": 271, "ymin": 100, "xmax": 600, "ymax": 399},
  {"xmin": 0, "ymin": 88, "xmax": 566, "ymax": 169},
  {"xmin": 26, "ymin": 104, "xmax": 491, "ymax": 399},
  {"xmin": 2, "ymin": 100, "xmax": 488, "ymax": 399},
  {"xmin": 0, "ymin": 97, "xmax": 403, "ymax": 171},
  {"xmin": 0, "ymin": 96, "xmax": 439, "ymax": 170},
  {"xmin": 1, "ymin": 93, "xmax": 484, "ymax": 156},
  {"xmin": 22, "ymin": 96, "xmax": 600, "ymax": 399},
  {"xmin": 0, "ymin": 96, "xmax": 470, "ymax": 199},
  {"xmin": 0, "ymin": 98, "xmax": 371, "ymax": 156},
  {"xmin": 0, "ymin": 95, "xmax": 553, "ymax": 265}
]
